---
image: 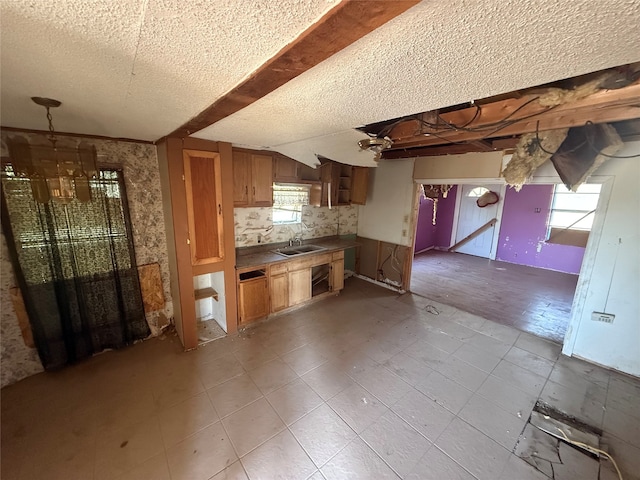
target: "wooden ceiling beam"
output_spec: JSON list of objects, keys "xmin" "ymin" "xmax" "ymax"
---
[
  {"xmin": 386, "ymin": 81, "xmax": 640, "ymax": 151},
  {"xmin": 382, "ymin": 137, "xmax": 519, "ymax": 159},
  {"xmin": 168, "ymin": 0, "xmax": 420, "ymax": 139}
]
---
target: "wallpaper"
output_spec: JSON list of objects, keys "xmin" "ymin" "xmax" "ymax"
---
[
  {"xmin": 234, "ymin": 205, "xmax": 358, "ymax": 247},
  {"xmin": 0, "ymin": 132, "xmax": 173, "ymax": 387}
]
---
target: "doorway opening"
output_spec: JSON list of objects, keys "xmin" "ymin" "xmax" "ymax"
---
[{"xmin": 410, "ymin": 182, "xmax": 601, "ymax": 344}]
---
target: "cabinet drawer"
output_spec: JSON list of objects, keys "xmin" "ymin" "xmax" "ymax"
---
[
  {"xmin": 289, "ymin": 253, "xmax": 331, "ymax": 270},
  {"xmin": 270, "ymin": 262, "xmax": 288, "ymax": 276},
  {"xmin": 332, "ymin": 250, "xmax": 344, "ymax": 261}
]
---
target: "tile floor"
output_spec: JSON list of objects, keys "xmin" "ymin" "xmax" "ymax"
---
[
  {"xmin": 411, "ymin": 250, "xmax": 578, "ymax": 343},
  {"xmin": 2, "ymin": 278, "xmax": 639, "ymax": 480}
]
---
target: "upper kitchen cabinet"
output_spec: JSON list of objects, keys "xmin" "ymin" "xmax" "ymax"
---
[
  {"xmin": 183, "ymin": 149, "xmax": 225, "ymax": 265},
  {"xmin": 350, "ymin": 166, "xmax": 369, "ymax": 205},
  {"xmin": 273, "ymin": 154, "xmax": 300, "ymax": 182},
  {"xmin": 319, "ymin": 160, "xmax": 369, "ymax": 206},
  {"xmin": 233, "ymin": 149, "xmax": 273, "ymax": 207}
]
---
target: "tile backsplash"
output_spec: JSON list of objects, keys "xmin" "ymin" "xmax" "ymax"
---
[{"xmin": 234, "ymin": 205, "xmax": 358, "ymax": 247}]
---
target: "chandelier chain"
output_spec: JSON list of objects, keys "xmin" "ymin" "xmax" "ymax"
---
[{"xmin": 46, "ymin": 106, "xmax": 57, "ymax": 147}]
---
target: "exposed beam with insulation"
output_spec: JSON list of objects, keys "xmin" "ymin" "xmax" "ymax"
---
[
  {"xmin": 168, "ymin": 0, "xmax": 420, "ymax": 139},
  {"xmin": 383, "ymin": 79, "xmax": 640, "ymax": 156}
]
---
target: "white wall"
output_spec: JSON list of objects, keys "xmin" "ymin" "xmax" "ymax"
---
[
  {"xmin": 561, "ymin": 142, "xmax": 640, "ymax": 376},
  {"xmin": 357, "ymin": 159, "xmax": 415, "ymax": 246}
]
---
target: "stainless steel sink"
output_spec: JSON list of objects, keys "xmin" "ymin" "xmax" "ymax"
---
[{"xmin": 272, "ymin": 244, "xmax": 326, "ymax": 257}]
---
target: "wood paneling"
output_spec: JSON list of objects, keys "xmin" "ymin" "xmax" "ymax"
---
[
  {"xmin": 169, "ymin": 0, "xmax": 420, "ymax": 138},
  {"xmin": 183, "ymin": 149, "xmax": 224, "ymax": 265}
]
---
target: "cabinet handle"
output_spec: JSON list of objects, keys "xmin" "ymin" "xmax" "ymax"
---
[
  {"xmin": 245, "ymin": 186, "xmax": 248, "ymax": 195},
  {"xmin": 253, "ymin": 186, "xmax": 256, "ymax": 196},
  {"xmin": 218, "ymin": 204, "xmax": 222, "ymax": 215}
]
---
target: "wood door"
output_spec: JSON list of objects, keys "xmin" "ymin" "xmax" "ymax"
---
[
  {"xmin": 269, "ymin": 273, "xmax": 289, "ymax": 312},
  {"xmin": 351, "ymin": 167, "xmax": 369, "ymax": 205},
  {"xmin": 273, "ymin": 155, "xmax": 299, "ymax": 182},
  {"xmin": 288, "ymin": 268, "xmax": 311, "ymax": 306},
  {"xmin": 232, "ymin": 151, "xmax": 251, "ymax": 206},
  {"xmin": 454, "ymin": 184, "xmax": 500, "ymax": 258},
  {"xmin": 330, "ymin": 260, "xmax": 344, "ymax": 291},
  {"xmin": 238, "ymin": 277, "xmax": 269, "ymax": 324},
  {"xmin": 183, "ymin": 149, "xmax": 224, "ymax": 265},
  {"xmin": 250, "ymin": 154, "xmax": 273, "ymax": 206}
]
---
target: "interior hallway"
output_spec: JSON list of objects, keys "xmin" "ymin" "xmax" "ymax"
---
[
  {"xmin": 2, "ymin": 278, "xmax": 639, "ymax": 480},
  {"xmin": 411, "ymin": 250, "xmax": 579, "ymax": 344}
]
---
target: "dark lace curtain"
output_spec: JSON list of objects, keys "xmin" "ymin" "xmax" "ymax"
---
[{"xmin": 1, "ymin": 168, "xmax": 150, "ymax": 370}]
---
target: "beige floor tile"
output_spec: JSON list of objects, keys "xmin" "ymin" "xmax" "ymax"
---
[
  {"xmin": 406, "ymin": 446, "xmax": 475, "ymax": 480},
  {"xmin": 210, "ymin": 461, "xmax": 248, "ymax": 480},
  {"xmin": 435, "ymin": 418, "xmax": 511, "ymax": 480},
  {"xmin": 113, "ymin": 452, "xmax": 170, "ymax": 480},
  {"xmin": 450, "ymin": 310, "xmax": 487, "ymax": 330},
  {"xmin": 607, "ymin": 376, "xmax": 640, "ymax": 421},
  {"xmin": 403, "ymin": 339, "xmax": 450, "ymax": 369},
  {"xmin": 290, "ymin": 403, "xmax": 356, "ymax": 468},
  {"xmin": 416, "ymin": 371, "xmax": 473, "ymax": 414},
  {"xmin": 548, "ymin": 364, "xmax": 608, "ymax": 402},
  {"xmin": 94, "ymin": 417, "xmax": 164, "ymax": 480},
  {"xmin": 327, "ymin": 384, "xmax": 389, "ymax": 434},
  {"xmin": 321, "ymin": 437, "xmax": 400, "ymax": 480},
  {"xmin": 391, "ymin": 388, "xmax": 454, "ymax": 442},
  {"xmin": 198, "ymin": 353, "xmax": 246, "ymax": 390},
  {"xmin": 353, "ymin": 364, "xmax": 412, "ymax": 407},
  {"xmin": 266, "ymin": 378, "xmax": 323, "ymax": 425},
  {"xmin": 497, "ymin": 454, "xmax": 548, "ymax": 480},
  {"xmin": 301, "ymin": 362, "xmax": 354, "ymax": 401},
  {"xmin": 307, "ymin": 471, "xmax": 326, "ymax": 480},
  {"xmin": 458, "ymin": 394, "xmax": 526, "ymax": 450},
  {"xmin": 18, "ymin": 443, "xmax": 96, "ymax": 480},
  {"xmin": 158, "ymin": 391, "xmax": 218, "ymax": 448},
  {"xmin": 241, "ymin": 429, "xmax": 316, "ymax": 480},
  {"xmin": 383, "ymin": 352, "xmax": 433, "ymax": 387},
  {"xmin": 464, "ymin": 333, "xmax": 512, "ymax": 358},
  {"xmin": 166, "ymin": 422, "xmax": 237, "ymax": 480},
  {"xmin": 491, "ymin": 360, "xmax": 547, "ymax": 396},
  {"xmin": 476, "ymin": 374, "xmax": 537, "ymax": 419},
  {"xmin": 151, "ymin": 368, "xmax": 205, "ymax": 410},
  {"xmin": 437, "ymin": 355, "xmax": 489, "ymax": 391},
  {"xmin": 604, "ymin": 405, "xmax": 640, "ymax": 446},
  {"xmin": 281, "ymin": 344, "xmax": 330, "ymax": 376},
  {"xmin": 514, "ymin": 333, "xmax": 561, "ymax": 361},
  {"xmin": 361, "ymin": 410, "xmax": 431, "ymax": 478},
  {"xmin": 504, "ymin": 346, "xmax": 554, "ymax": 378},
  {"xmin": 539, "ymin": 380, "xmax": 605, "ymax": 428},
  {"xmin": 477, "ymin": 321, "xmax": 520, "ymax": 344},
  {"xmin": 222, "ymin": 397, "xmax": 285, "ymax": 457},
  {"xmin": 452, "ymin": 342, "xmax": 502, "ymax": 373},
  {"xmin": 420, "ymin": 330, "xmax": 465, "ymax": 354},
  {"xmin": 207, "ymin": 373, "xmax": 263, "ymax": 418},
  {"xmin": 233, "ymin": 344, "xmax": 279, "ymax": 371},
  {"xmin": 248, "ymin": 358, "xmax": 299, "ymax": 395}
]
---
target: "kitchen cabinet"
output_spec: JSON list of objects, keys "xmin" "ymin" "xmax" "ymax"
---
[
  {"xmin": 330, "ymin": 250, "xmax": 345, "ymax": 291},
  {"xmin": 273, "ymin": 154, "xmax": 300, "ymax": 182},
  {"xmin": 233, "ymin": 150, "xmax": 273, "ymax": 207},
  {"xmin": 183, "ymin": 149, "xmax": 225, "ymax": 265},
  {"xmin": 320, "ymin": 161, "xmax": 369, "ymax": 206},
  {"xmin": 269, "ymin": 272, "xmax": 289, "ymax": 312},
  {"xmin": 237, "ymin": 267, "xmax": 269, "ymax": 325},
  {"xmin": 288, "ymin": 268, "xmax": 312, "ymax": 306},
  {"xmin": 350, "ymin": 167, "xmax": 369, "ymax": 205}
]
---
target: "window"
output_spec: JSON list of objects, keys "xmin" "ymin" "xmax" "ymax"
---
[
  {"xmin": 466, "ymin": 186, "xmax": 489, "ymax": 197},
  {"xmin": 272, "ymin": 184, "xmax": 310, "ymax": 225},
  {"xmin": 547, "ymin": 183, "xmax": 601, "ymax": 246}
]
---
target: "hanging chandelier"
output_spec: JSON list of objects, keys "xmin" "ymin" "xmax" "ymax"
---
[{"xmin": 6, "ymin": 97, "xmax": 98, "ymax": 204}]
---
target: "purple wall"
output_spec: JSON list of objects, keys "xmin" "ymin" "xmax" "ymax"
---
[
  {"xmin": 496, "ymin": 185, "xmax": 585, "ymax": 275},
  {"xmin": 415, "ymin": 186, "xmax": 458, "ymax": 253}
]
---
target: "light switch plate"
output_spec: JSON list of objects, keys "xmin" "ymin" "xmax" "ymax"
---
[{"xmin": 592, "ymin": 311, "xmax": 615, "ymax": 323}]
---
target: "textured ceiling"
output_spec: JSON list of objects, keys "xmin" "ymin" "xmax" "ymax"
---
[
  {"xmin": 2, "ymin": 0, "xmax": 639, "ymax": 167},
  {"xmin": 0, "ymin": 0, "xmax": 337, "ymax": 139}
]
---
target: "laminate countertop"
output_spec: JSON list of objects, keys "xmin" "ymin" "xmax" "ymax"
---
[{"xmin": 235, "ymin": 236, "xmax": 359, "ymax": 269}]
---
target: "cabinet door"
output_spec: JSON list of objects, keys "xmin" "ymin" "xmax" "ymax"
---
[
  {"xmin": 183, "ymin": 149, "xmax": 224, "ymax": 265},
  {"xmin": 351, "ymin": 167, "xmax": 369, "ymax": 205},
  {"xmin": 250, "ymin": 154, "xmax": 273, "ymax": 206},
  {"xmin": 274, "ymin": 155, "xmax": 299, "ymax": 182},
  {"xmin": 232, "ymin": 151, "xmax": 251, "ymax": 206},
  {"xmin": 288, "ymin": 269, "xmax": 311, "ymax": 306},
  {"xmin": 238, "ymin": 277, "xmax": 269, "ymax": 324},
  {"xmin": 330, "ymin": 259, "xmax": 344, "ymax": 292},
  {"xmin": 270, "ymin": 273, "xmax": 289, "ymax": 312}
]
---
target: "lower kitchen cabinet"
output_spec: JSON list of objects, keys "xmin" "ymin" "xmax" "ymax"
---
[
  {"xmin": 237, "ymin": 267, "xmax": 269, "ymax": 325},
  {"xmin": 288, "ymin": 268, "xmax": 312, "ymax": 306},
  {"xmin": 330, "ymin": 259, "xmax": 344, "ymax": 291},
  {"xmin": 270, "ymin": 273, "xmax": 289, "ymax": 312}
]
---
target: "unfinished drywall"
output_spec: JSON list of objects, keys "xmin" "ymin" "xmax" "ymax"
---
[
  {"xmin": 414, "ymin": 151, "xmax": 504, "ymax": 181},
  {"xmin": 234, "ymin": 205, "xmax": 358, "ymax": 247},
  {"xmin": 559, "ymin": 141, "xmax": 640, "ymax": 377},
  {"xmin": 357, "ymin": 158, "xmax": 415, "ymax": 246},
  {"xmin": 496, "ymin": 185, "xmax": 586, "ymax": 274},
  {"xmin": 0, "ymin": 132, "xmax": 173, "ymax": 387}
]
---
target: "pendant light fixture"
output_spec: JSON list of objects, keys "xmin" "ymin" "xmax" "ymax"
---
[{"xmin": 6, "ymin": 97, "xmax": 98, "ymax": 204}]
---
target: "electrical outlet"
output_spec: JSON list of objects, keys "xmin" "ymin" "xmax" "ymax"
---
[
  {"xmin": 402, "ymin": 229, "xmax": 407, "ymax": 237},
  {"xmin": 592, "ymin": 312, "xmax": 615, "ymax": 323}
]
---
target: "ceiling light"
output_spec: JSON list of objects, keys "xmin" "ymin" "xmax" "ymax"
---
[
  {"xmin": 6, "ymin": 97, "xmax": 98, "ymax": 204},
  {"xmin": 358, "ymin": 136, "xmax": 393, "ymax": 161}
]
